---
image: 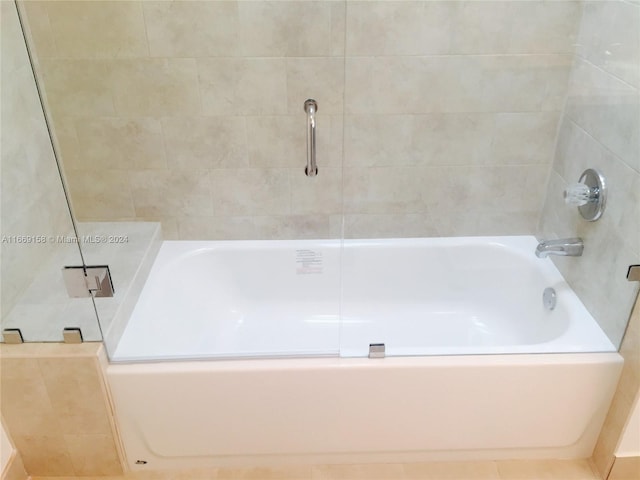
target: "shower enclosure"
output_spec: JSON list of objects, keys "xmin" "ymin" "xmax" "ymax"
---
[{"xmin": 2, "ymin": 0, "xmax": 639, "ymax": 362}]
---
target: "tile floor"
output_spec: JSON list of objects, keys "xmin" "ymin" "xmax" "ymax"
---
[{"xmin": 30, "ymin": 459, "xmax": 601, "ymax": 480}]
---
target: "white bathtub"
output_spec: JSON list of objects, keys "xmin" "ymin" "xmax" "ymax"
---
[
  {"xmin": 111, "ymin": 236, "xmax": 614, "ymax": 361},
  {"xmin": 106, "ymin": 236, "xmax": 623, "ymax": 470}
]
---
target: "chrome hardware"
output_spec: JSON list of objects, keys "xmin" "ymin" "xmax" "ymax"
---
[
  {"xmin": 369, "ymin": 343, "xmax": 385, "ymax": 359},
  {"xmin": 2, "ymin": 328, "xmax": 24, "ymax": 344},
  {"xmin": 628, "ymin": 265, "xmax": 640, "ymax": 282},
  {"xmin": 304, "ymin": 99, "xmax": 318, "ymax": 177},
  {"xmin": 63, "ymin": 328, "xmax": 83, "ymax": 344},
  {"xmin": 63, "ymin": 266, "xmax": 114, "ymax": 298},
  {"xmin": 543, "ymin": 287, "xmax": 557, "ymax": 311},
  {"xmin": 535, "ymin": 238, "xmax": 584, "ymax": 258},
  {"xmin": 564, "ymin": 168, "xmax": 606, "ymax": 221}
]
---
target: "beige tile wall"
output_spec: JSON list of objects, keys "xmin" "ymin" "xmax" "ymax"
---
[
  {"xmin": 0, "ymin": 344, "xmax": 123, "ymax": 477},
  {"xmin": 592, "ymin": 294, "xmax": 640, "ymax": 478},
  {"xmin": 0, "ymin": 1, "xmax": 78, "ymax": 320},
  {"xmin": 538, "ymin": 0, "xmax": 640, "ymax": 347},
  {"xmin": 21, "ymin": 0, "xmax": 581, "ymax": 240}
]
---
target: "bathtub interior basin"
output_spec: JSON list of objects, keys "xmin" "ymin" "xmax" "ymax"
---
[{"xmin": 110, "ymin": 236, "xmax": 615, "ymax": 362}]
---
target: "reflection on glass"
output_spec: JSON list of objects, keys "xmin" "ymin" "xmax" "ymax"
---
[{"xmin": 0, "ymin": 1, "xmax": 99, "ymax": 342}]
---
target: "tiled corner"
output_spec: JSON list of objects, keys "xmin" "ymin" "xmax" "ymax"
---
[
  {"xmin": 538, "ymin": 0, "xmax": 640, "ymax": 350},
  {"xmin": 0, "ymin": 344, "xmax": 124, "ymax": 477}
]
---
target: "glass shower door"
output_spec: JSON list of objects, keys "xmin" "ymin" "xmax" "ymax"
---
[
  {"xmin": 14, "ymin": 0, "xmax": 347, "ymax": 361},
  {"xmin": 1, "ymin": 0, "xmax": 101, "ymax": 343}
]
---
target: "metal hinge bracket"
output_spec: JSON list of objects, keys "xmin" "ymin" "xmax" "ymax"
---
[
  {"xmin": 62, "ymin": 265, "xmax": 114, "ymax": 298},
  {"xmin": 369, "ymin": 343, "xmax": 385, "ymax": 359}
]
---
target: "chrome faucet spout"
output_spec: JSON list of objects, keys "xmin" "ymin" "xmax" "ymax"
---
[{"xmin": 535, "ymin": 238, "xmax": 584, "ymax": 258}]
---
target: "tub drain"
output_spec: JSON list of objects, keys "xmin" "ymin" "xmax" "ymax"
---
[{"xmin": 543, "ymin": 287, "xmax": 557, "ymax": 311}]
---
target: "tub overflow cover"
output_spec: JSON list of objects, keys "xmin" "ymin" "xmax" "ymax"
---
[{"xmin": 543, "ymin": 287, "xmax": 557, "ymax": 311}]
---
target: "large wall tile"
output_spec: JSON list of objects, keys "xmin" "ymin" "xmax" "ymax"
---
[
  {"xmin": 40, "ymin": 59, "xmax": 115, "ymax": 117},
  {"xmin": 290, "ymin": 167, "xmax": 342, "ymax": 215},
  {"xmin": 38, "ymin": 357, "xmax": 113, "ymax": 435},
  {"xmin": 111, "ymin": 59, "xmax": 201, "ymax": 116},
  {"xmin": 246, "ymin": 116, "xmax": 304, "ymax": 168},
  {"xmin": 75, "ymin": 117, "xmax": 167, "ymax": 170},
  {"xmin": 180, "ymin": 215, "xmax": 332, "ymax": 240},
  {"xmin": 64, "ymin": 434, "xmax": 122, "ymax": 476},
  {"xmin": 50, "ymin": 116, "xmax": 81, "ymax": 172},
  {"xmin": 144, "ymin": 1, "xmax": 239, "ymax": 57},
  {"xmin": 343, "ymin": 166, "xmax": 427, "ymax": 214},
  {"xmin": 490, "ymin": 112, "xmax": 560, "ymax": 165},
  {"xmin": 13, "ymin": 435, "xmax": 74, "ymax": 476},
  {"xmin": 252, "ymin": 215, "xmax": 332, "ymax": 240},
  {"xmin": 478, "ymin": 55, "xmax": 573, "ymax": 113},
  {"xmin": 210, "ymin": 168, "xmax": 290, "ymax": 216},
  {"xmin": 507, "ymin": 1, "xmax": 581, "ymax": 54},
  {"xmin": 342, "ymin": 214, "xmax": 438, "ymax": 239},
  {"xmin": 0, "ymin": 359, "xmax": 59, "ymax": 437},
  {"xmin": 21, "ymin": 1, "xmax": 57, "ymax": 59},
  {"xmin": 422, "ymin": 165, "xmax": 549, "ymax": 216},
  {"xmin": 130, "ymin": 169, "xmax": 212, "ymax": 217},
  {"xmin": 286, "ymin": 58, "xmax": 344, "ymax": 115},
  {"xmin": 344, "ymin": 114, "xmax": 495, "ymax": 167},
  {"xmin": 566, "ymin": 58, "xmax": 640, "ymax": 173},
  {"xmin": 44, "ymin": 0, "xmax": 148, "ymax": 58},
  {"xmin": 66, "ymin": 170, "xmax": 135, "ymax": 220},
  {"xmin": 162, "ymin": 117, "xmax": 248, "ymax": 170},
  {"xmin": 432, "ymin": 210, "xmax": 541, "ymax": 237},
  {"xmin": 452, "ymin": 1, "xmax": 579, "ymax": 55},
  {"xmin": 346, "ymin": 1, "xmax": 453, "ymax": 56},
  {"xmin": 237, "ymin": 1, "xmax": 344, "ymax": 57},
  {"xmin": 198, "ymin": 58, "xmax": 287, "ymax": 115},
  {"xmin": 246, "ymin": 115, "xmax": 342, "ymax": 169},
  {"xmin": 345, "ymin": 56, "xmax": 479, "ymax": 114},
  {"xmin": 179, "ymin": 216, "xmax": 259, "ymax": 240},
  {"xmin": 345, "ymin": 55, "xmax": 572, "ymax": 114},
  {"xmin": 449, "ymin": 1, "xmax": 513, "ymax": 54}
]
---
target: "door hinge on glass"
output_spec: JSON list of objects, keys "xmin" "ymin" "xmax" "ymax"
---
[{"xmin": 62, "ymin": 266, "xmax": 114, "ymax": 298}]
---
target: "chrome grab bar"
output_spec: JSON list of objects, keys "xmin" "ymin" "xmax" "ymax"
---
[{"xmin": 304, "ymin": 99, "xmax": 318, "ymax": 177}]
